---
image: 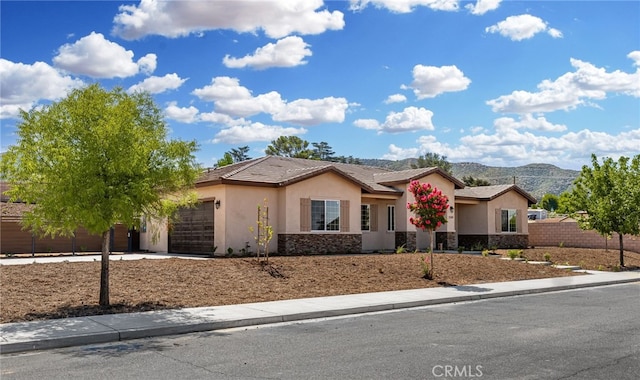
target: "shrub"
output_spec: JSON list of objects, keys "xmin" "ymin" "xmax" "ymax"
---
[
  {"xmin": 507, "ymin": 249, "xmax": 520, "ymax": 260},
  {"xmin": 543, "ymin": 252, "xmax": 551, "ymax": 262}
]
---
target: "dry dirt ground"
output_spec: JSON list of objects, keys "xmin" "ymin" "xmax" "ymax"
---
[{"xmin": 1, "ymin": 247, "xmax": 638, "ymax": 323}]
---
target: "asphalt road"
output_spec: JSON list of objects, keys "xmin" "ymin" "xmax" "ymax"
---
[{"xmin": 2, "ymin": 283, "xmax": 639, "ymax": 380}]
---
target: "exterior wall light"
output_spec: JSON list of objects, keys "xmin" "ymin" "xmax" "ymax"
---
[{"xmin": 215, "ymin": 199, "xmax": 221, "ymax": 209}]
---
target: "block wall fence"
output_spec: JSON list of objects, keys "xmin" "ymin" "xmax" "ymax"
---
[{"xmin": 528, "ymin": 220, "xmax": 640, "ymax": 253}]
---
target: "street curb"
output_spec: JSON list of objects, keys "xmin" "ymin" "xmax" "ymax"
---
[{"xmin": 1, "ymin": 276, "xmax": 638, "ymax": 355}]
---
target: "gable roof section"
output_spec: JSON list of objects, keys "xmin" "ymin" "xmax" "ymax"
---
[
  {"xmin": 197, "ymin": 156, "xmax": 465, "ymax": 195},
  {"xmin": 196, "ymin": 156, "xmax": 401, "ymax": 195},
  {"xmin": 374, "ymin": 167, "xmax": 465, "ymax": 189},
  {"xmin": 454, "ymin": 184, "xmax": 537, "ymax": 204}
]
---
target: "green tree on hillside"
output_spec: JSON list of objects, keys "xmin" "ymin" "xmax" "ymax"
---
[
  {"xmin": 0, "ymin": 84, "xmax": 201, "ymax": 306},
  {"xmin": 230, "ymin": 146, "xmax": 251, "ymax": 162},
  {"xmin": 411, "ymin": 152, "xmax": 452, "ymax": 174},
  {"xmin": 312, "ymin": 141, "xmax": 335, "ymax": 161},
  {"xmin": 216, "ymin": 146, "xmax": 251, "ymax": 168},
  {"xmin": 568, "ymin": 154, "xmax": 640, "ymax": 267},
  {"xmin": 556, "ymin": 191, "xmax": 574, "ymax": 214},
  {"xmin": 539, "ymin": 193, "xmax": 560, "ymax": 212},
  {"xmin": 265, "ymin": 136, "xmax": 314, "ymax": 158},
  {"xmin": 216, "ymin": 152, "xmax": 234, "ymax": 167},
  {"xmin": 462, "ymin": 176, "xmax": 491, "ymax": 187}
]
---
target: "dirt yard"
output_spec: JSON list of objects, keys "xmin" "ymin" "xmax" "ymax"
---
[{"xmin": 1, "ymin": 247, "xmax": 638, "ymax": 323}]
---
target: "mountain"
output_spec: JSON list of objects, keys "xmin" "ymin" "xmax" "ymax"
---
[{"xmin": 358, "ymin": 159, "xmax": 579, "ymax": 201}]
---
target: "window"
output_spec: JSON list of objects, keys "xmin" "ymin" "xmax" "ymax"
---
[
  {"xmin": 361, "ymin": 204, "xmax": 370, "ymax": 231},
  {"xmin": 501, "ymin": 209, "xmax": 517, "ymax": 232},
  {"xmin": 387, "ymin": 205, "xmax": 395, "ymax": 231},
  {"xmin": 312, "ymin": 200, "xmax": 340, "ymax": 231}
]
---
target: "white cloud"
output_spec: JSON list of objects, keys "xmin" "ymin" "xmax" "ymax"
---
[
  {"xmin": 487, "ymin": 53, "xmax": 640, "ymax": 113},
  {"xmin": 272, "ymin": 97, "xmax": 348, "ymax": 126},
  {"xmin": 128, "ymin": 73, "xmax": 187, "ymax": 94},
  {"xmin": 192, "ymin": 77, "xmax": 282, "ymax": 117},
  {"xmin": 164, "ymin": 102, "xmax": 199, "ymax": 124},
  {"xmin": 381, "ymin": 143, "xmax": 420, "ymax": 160},
  {"xmin": 459, "ymin": 128, "xmax": 640, "ymax": 166},
  {"xmin": 465, "ymin": 0, "xmax": 501, "ymax": 15},
  {"xmin": 381, "ymin": 128, "xmax": 640, "ymax": 169},
  {"xmin": 223, "ymin": 36, "xmax": 312, "ymax": 70},
  {"xmin": 485, "ymin": 14, "xmax": 562, "ymax": 41},
  {"xmin": 349, "ymin": 0, "xmax": 459, "ymax": 13},
  {"xmin": 192, "ymin": 76, "xmax": 349, "ymax": 125},
  {"xmin": 493, "ymin": 114, "xmax": 567, "ymax": 132},
  {"xmin": 211, "ymin": 123, "xmax": 307, "ymax": 144},
  {"xmin": 354, "ymin": 106, "xmax": 435, "ymax": 133},
  {"xmin": 384, "ymin": 94, "xmax": 407, "ymax": 104},
  {"xmin": 403, "ymin": 64, "xmax": 471, "ymax": 99},
  {"xmin": 52, "ymin": 32, "xmax": 156, "ymax": 78},
  {"xmin": 0, "ymin": 59, "xmax": 83, "ymax": 119},
  {"xmin": 629, "ymin": 51, "xmax": 640, "ymax": 66},
  {"xmin": 113, "ymin": 0, "xmax": 344, "ymax": 40}
]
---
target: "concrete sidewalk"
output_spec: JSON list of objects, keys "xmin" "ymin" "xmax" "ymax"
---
[{"xmin": 1, "ymin": 270, "xmax": 638, "ymax": 354}]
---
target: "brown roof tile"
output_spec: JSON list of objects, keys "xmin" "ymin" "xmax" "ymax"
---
[{"xmin": 455, "ymin": 184, "xmax": 537, "ymax": 204}]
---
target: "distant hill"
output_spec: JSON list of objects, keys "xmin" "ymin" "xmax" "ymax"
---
[{"xmin": 358, "ymin": 159, "xmax": 579, "ymax": 201}]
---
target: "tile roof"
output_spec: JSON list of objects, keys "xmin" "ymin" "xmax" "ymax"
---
[
  {"xmin": 197, "ymin": 156, "xmax": 461, "ymax": 194},
  {"xmin": 455, "ymin": 184, "xmax": 537, "ymax": 204}
]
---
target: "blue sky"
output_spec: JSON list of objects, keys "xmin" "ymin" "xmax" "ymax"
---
[{"xmin": 1, "ymin": 0, "xmax": 638, "ymax": 170}]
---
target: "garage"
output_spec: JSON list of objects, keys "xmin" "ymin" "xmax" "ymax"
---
[{"xmin": 168, "ymin": 201, "xmax": 215, "ymax": 254}]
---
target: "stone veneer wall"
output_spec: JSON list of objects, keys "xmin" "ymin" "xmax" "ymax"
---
[
  {"xmin": 458, "ymin": 234, "xmax": 528, "ymax": 249},
  {"xmin": 457, "ymin": 235, "xmax": 489, "ymax": 250},
  {"xmin": 488, "ymin": 234, "xmax": 528, "ymax": 249},
  {"xmin": 277, "ymin": 234, "xmax": 362, "ymax": 255},
  {"xmin": 436, "ymin": 232, "xmax": 457, "ymax": 250},
  {"xmin": 395, "ymin": 231, "xmax": 417, "ymax": 251}
]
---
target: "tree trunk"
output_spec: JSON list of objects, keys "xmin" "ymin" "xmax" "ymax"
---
[
  {"xmin": 430, "ymin": 229, "xmax": 435, "ymax": 278},
  {"xmin": 619, "ymin": 233, "xmax": 625, "ymax": 267},
  {"xmin": 99, "ymin": 230, "xmax": 110, "ymax": 306}
]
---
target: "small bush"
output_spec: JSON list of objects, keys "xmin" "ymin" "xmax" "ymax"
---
[
  {"xmin": 457, "ymin": 246, "xmax": 464, "ymax": 253},
  {"xmin": 395, "ymin": 244, "xmax": 406, "ymax": 254},
  {"xmin": 507, "ymin": 250, "xmax": 520, "ymax": 260},
  {"xmin": 543, "ymin": 252, "xmax": 551, "ymax": 262},
  {"xmin": 481, "ymin": 249, "xmax": 489, "ymax": 257}
]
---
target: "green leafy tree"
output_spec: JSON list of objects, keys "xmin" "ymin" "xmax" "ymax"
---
[
  {"xmin": 568, "ymin": 154, "xmax": 640, "ymax": 267},
  {"xmin": 411, "ymin": 152, "xmax": 452, "ymax": 174},
  {"xmin": 556, "ymin": 191, "xmax": 574, "ymax": 214},
  {"xmin": 265, "ymin": 136, "xmax": 314, "ymax": 158},
  {"xmin": 539, "ymin": 193, "xmax": 560, "ymax": 212},
  {"xmin": 0, "ymin": 84, "xmax": 201, "ymax": 306},
  {"xmin": 462, "ymin": 176, "xmax": 491, "ymax": 187},
  {"xmin": 407, "ymin": 180, "xmax": 450, "ymax": 279},
  {"xmin": 230, "ymin": 146, "xmax": 251, "ymax": 162},
  {"xmin": 216, "ymin": 152, "xmax": 234, "ymax": 168},
  {"xmin": 311, "ymin": 141, "xmax": 335, "ymax": 161}
]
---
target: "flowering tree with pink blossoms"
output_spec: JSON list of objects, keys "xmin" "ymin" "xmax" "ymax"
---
[{"xmin": 407, "ymin": 180, "xmax": 450, "ymax": 279}]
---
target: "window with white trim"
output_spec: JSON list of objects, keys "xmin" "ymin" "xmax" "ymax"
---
[
  {"xmin": 312, "ymin": 200, "xmax": 340, "ymax": 231},
  {"xmin": 501, "ymin": 209, "xmax": 517, "ymax": 232},
  {"xmin": 361, "ymin": 204, "xmax": 370, "ymax": 231},
  {"xmin": 387, "ymin": 205, "xmax": 395, "ymax": 231}
]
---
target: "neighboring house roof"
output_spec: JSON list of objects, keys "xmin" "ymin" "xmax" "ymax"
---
[
  {"xmin": 197, "ymin": 156, "xmax": 461, "ymax": 195},
  {"xmin": 455, "ymin": 184, "xmax": 537, "ymax": 204},
  {"xmin": 1, "ymin": 201, "xmax": 31, "ymax": 221}
]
